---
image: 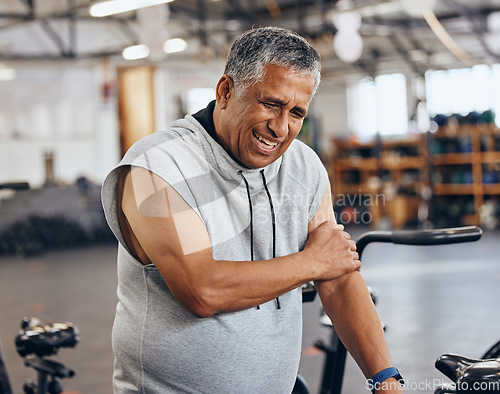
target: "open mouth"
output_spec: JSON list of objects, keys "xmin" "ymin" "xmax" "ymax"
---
[{"xmin": 252, "ymin": 131, "xmax": 278, "ymax": 150}]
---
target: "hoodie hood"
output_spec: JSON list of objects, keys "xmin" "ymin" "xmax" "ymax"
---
[{"xmin": 172, "ymin": 114, "xmax": 283, "ymax": 195}]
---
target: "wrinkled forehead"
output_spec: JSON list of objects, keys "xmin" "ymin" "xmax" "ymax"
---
[{"xmin": 263, "ymin": 64, "xmax": 315, "ymax": 94}]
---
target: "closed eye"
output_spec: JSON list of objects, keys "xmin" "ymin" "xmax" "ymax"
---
[
  {"xmin": 258, "ymin": 97, "xmax": 306, "ymax": 119},
  {"xmin": 262, "ymin": 101, "xmax": 280, "ymax": 110}
]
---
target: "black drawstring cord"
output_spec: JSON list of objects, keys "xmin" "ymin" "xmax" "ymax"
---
[
  {"xmin": 239, "ymin": 171, "xmax": 260, "ymax": 310},
  {"xmin": 260, "ymin": 170, "xmax": 281, "ymax": 310},
  {"xmin": 239, "ymin": 171, "xmax": 254, "ymax": 261},
  {"xmin": 239, "ymin": 170, "xmax": 281, "ymax": 311}
]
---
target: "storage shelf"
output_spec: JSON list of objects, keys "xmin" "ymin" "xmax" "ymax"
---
[
  {"xmin": 433, "ymin": 183, "xmax": 475, "ymax": 195},
  {"xmin": 332, "ymin": 127, "xmax": 500, "ymax": 228},
  {"xmin": 433, "ymin": 153, "xmax": 476, "ymax": 165},
  {"xmin": 381, "ymin": 139, "xmax": 421, "ymax": 148},
  {"xmin": 482, "ymin": 151, "xmax": 500, "ymax": 163},
  {"xmin": 483, "ymin": 184, "xmax": 500, "ymax": 195},
  {"xmin": 477, "ymin": 124, "xmax": 500, "ymax": 135},
  {"xmin": 334, "ymin": 157, "xmax": 378, "ymax": 170},
  {"xmin": 380, "ymin": 156, "xmax": 425, "ymax": 169}
]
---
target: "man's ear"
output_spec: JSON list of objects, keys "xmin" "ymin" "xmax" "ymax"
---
[{"xmin": 215, "ymin": 75, "xmax": 234, "ymax": 109}]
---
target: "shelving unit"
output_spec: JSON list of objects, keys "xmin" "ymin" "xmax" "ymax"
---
[
  {"xmin": 430, "ymin": 123, "xmax": 500, "ymax": 226},
  {"xmin": 330, "ymin": 124, "xmax": 500, "ymax": 229},
  {"xmin": 330, "ymin": 134, "xmax": 428, "ymax": 229}
]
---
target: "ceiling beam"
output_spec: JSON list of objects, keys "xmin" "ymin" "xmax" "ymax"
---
[
  {"xmin": 39, "ymin": 18, "xmax": 72, "ymax": 58},
  {"xmin": 198, "ymin": 0, "xmax": 208, "ymax": 47},
  {"xmin": 442, "ymin": 0, "xmax": 500, "ymax": 63},
  {"xmin": 68, "ymin": 0, "xmax": 77, "ymax": 58}
]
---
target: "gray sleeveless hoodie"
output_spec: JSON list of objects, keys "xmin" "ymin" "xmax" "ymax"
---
[{"xmin": 101, "ymin": 113, "xmax": 328, "ymax": 393}]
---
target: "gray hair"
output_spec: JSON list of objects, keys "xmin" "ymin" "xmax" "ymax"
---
[{"xmin": 224, "ymin": 26, "xmax": 321, "ymax": 96}]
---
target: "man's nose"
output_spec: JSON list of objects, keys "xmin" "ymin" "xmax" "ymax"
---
[{"xmin": 268, "ymin": 113, "xmax": 289, "ymax": 138}]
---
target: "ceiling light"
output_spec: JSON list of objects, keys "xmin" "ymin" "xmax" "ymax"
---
[
  {"xmin": 332, "ymin": 11, "xmax": 362, "ymax": 32},
  {"xmin": 334, "ymin": 31, "xmax": 363, "ymax": 63},
  {"xmin": 163, "ymin": 38, "xmax": 187, "ymax": 53},
  {"xmin": 90, "ymin": 0, "xmax": 173, "ymax": 17},
  {"xmin": 122, "ymin": 44, "xmax": 150, "ymax": 60},
  {"xmin": 487, "ymin": 11, "xmax": 500, "ymax": 32}
]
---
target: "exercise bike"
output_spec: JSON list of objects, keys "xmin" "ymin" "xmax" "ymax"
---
[
  {"xmin": 295, "ymin": 225, "xmax": 500, "ymax": 394},
  {"xmin": 0, "ymin": 317, "xmax": 79, "ymax": 394},
  {"xmin": 0, "ymin": 181, "xmax": 79, "ymax": 393}
]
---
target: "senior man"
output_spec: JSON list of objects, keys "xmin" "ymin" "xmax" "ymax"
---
[{"xmin": 102, "ymin": 26, "xmax": 403, "ymax": 394}]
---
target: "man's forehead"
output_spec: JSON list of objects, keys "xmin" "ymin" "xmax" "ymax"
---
[{"xmin": 255, "ymin": 84, "xmax": 313, "ymax": 110}]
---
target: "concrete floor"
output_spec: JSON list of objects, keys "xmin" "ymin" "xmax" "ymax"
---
[{"xmin": 1, "ymin": 227, "xmax": 499, "ymax": 394}]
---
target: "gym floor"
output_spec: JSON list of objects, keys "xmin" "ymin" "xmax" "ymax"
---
[{"xmin": 0, "ymin": 226, "xmax": 499, "ymax": 394}]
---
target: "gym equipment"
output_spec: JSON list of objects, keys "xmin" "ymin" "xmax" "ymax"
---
[
  {"xmin": 294, "ymin": 226, "xmax": 500, "ymax": 394},
  {"xmin": 434, "ymin": 353, "xmax": 500, "ymax": 393},
  {"xmin": 0, "ymin": 317, "xmax": 80, "ymax": 394}
]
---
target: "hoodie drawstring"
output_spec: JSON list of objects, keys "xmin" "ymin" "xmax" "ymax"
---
[
  {"xmin": 239, "ymin": 171, "xmax": 260, "ymax": 310},
  {"xmin": 238, "ymin": 170, "xmax": 281, "ymax": 310},
  {"xmin": 260, "ymin": 170, "xmax": 281, "ymax": 310}
]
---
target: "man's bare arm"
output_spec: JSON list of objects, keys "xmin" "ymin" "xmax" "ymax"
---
[
  {"xmin": 310, "ymin": 184, "xmax": 403, "ymax": 393},
  {"xmin": 119, "ymin": 166, "xmax": 360, "ymax": 317}
]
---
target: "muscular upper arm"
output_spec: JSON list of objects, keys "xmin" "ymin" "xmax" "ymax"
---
[
  {"xmin": 120, "ymin": 166, "xmax": 211, "ymax": 260},
  {"xmin": 118, "ymin": 166, "xmax": 213, "ymax": 310}
]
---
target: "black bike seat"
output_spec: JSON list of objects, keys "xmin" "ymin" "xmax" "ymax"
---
[
  {"xmin": 435, "ymin": 354, "xmax": 483, "ymax": 382},
  {"xmin": 436, "ymin": 354, "xmax": 500, "ymax": 393}
]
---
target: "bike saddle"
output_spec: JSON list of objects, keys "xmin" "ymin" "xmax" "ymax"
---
[
  {"xmin": 435, "ymin": 354, "xmax": 500, "ymax": 393},
  {"xmin": 436, "ymin": 354, "xmax": 483, "ymax": 382},
  {"xmin": 15, "ymin": 317, "xmax": 80, "ymax": 358}
]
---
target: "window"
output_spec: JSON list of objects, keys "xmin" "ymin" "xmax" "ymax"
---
[
  {"xmin": 492, "ymin": 65, "xmax": 500, "ymax": 127},
  {"xmin": 426, "ymin": 64, "xmax": 500, "ymax": 127},
  {"xmin": 348, "ymin": 73, "xmax": 408, "ymax": 140},
  {"xmin": 183, "ymin": 88, "xmax": 216, "ymax": 115}
]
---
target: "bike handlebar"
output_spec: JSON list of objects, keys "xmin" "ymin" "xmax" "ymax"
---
[{"xmin": 356, "ymin": 226, "xmax": 483, "ymax": 259}]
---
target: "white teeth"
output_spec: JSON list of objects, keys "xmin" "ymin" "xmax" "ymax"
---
[{"xmin": 253, "ymin": 132, "xmax": 278, "ymax": 148}]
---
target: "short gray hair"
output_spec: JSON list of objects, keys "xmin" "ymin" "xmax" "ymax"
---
[{"xmin": 224, "ymin": 26, "xmax": 321, "ymax": 96}]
